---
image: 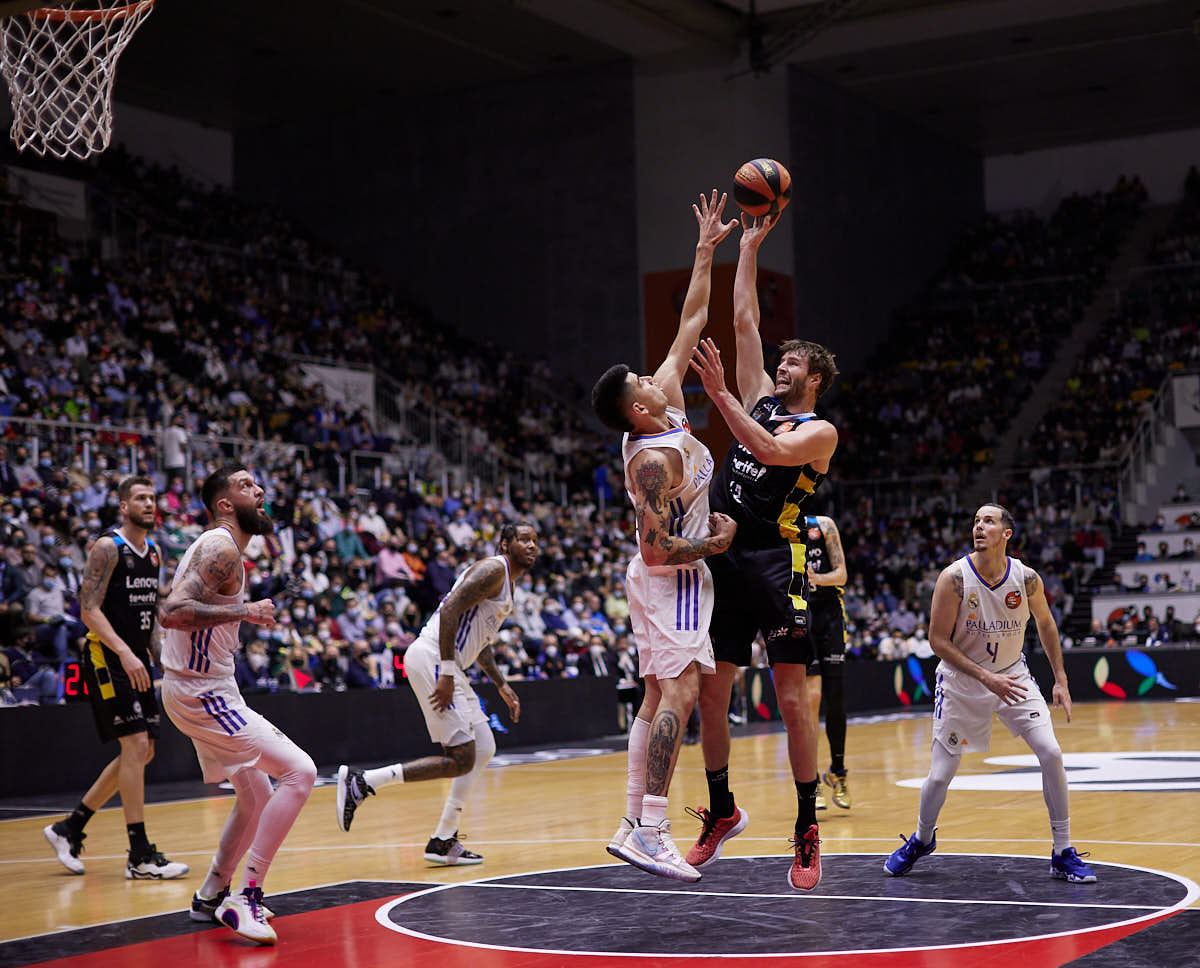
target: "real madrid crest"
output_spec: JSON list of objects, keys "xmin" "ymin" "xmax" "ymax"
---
[{"xmin": 967, "ymin": 591, "xmax": 979, "ymax": 610}]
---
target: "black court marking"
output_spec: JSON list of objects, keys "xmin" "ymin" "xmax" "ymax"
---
[{"xmin": 378, "ymin": 855, "xmax": 1198, "ymax": 957}]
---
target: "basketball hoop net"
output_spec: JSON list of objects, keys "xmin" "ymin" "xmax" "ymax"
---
[{"xmin": 1, "ymin": 0, "xmax": 154, "ymax": 161}]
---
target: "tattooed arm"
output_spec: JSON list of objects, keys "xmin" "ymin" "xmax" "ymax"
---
[
  {"xmin": 80, "ymin": 536, "xmax": 152, "ymax": 691},
  {"xmin": 928, "ymin": 564, "xmax": 1027, "ymax": 705},
  {"xmin": 476, "ymin": 643, "xmax": 520, "ymax": 723},
  {"xmin": 629, "ymin": 449, "xmax": 736, "ymax": 567},
  {"xmin": 159, "ymin": 536, "xmax": 275, "ymax": 631},
  {"xmin": 808, "ymin": 516, "xmax": 847, "ymax": 587},
  {"xmin": 1025, "ymin": 566, "xmax": 1072, "ymax": 721},
  {"xmin": 428, "ymin": 557, "xmax": 507, "ymax": 712}
]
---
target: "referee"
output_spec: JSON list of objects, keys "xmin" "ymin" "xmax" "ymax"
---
[{"xmin": 43, "ymin": 476, "xmax": 187, "ymax": 879}]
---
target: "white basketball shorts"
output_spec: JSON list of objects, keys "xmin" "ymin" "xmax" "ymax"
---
[
  {"xmin": 626, "ymin": 555, "xmax": 715, "ymax": 681},
  {"xmin": 931, "ymin": 656, "xmax": 1053, "ymax": 755},
  {"xmin": 161, "ymin": 674, "xmax": 308, "ymax": 784},
  {"xmin": 404, "ymin": 636, "xmax": 489, "ymax": 747}
]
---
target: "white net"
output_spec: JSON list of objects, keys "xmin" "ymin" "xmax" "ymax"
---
[{"xmin": 0, "ymin": 0, "xmax": 154, "ymax": 160}]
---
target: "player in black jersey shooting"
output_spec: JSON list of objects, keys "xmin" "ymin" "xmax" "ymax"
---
[
  {"xmin": 686, "ymin": 211, "xmax": 839, "ymax": 891},
  {"xmin": 44, "ymin": 476, "xmax": 187, "ymax": 880}
]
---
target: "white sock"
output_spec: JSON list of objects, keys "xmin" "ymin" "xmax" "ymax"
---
[
  {"xmin": 433, "ymin": 798, "xmax": 464, "ymax": 841},
  {"xmin": 433, "ymin": 722, "xmax": 495, "ymax": 841},
  {"xmin": 364, "ymin": 764, "xmax": 405, "ymax": 789},
  {"xmin": 641, "ymin": 794, "xmax": 669, "ymax": 828},
  {"xmin": 626, "ymin": 717, "xmax": 650, "ymax": 821}
]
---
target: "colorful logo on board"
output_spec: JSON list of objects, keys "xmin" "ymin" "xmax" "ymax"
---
[
  {"xmin": 1092, "ymin": 651, "xmax": 1177, "ymax": 699},
  {"xmin": 893, "ymin": 655, "xmax": 932, "ymax": 706}
]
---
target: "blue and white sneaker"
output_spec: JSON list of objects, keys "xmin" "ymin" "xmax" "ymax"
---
[
  {"xmin": 1051, "ymin": 846, "xmax": 1097, "ymax": 883},
  {"xmin": 884, "ymin": 828, "xmax": 937, "ymax": 876}
]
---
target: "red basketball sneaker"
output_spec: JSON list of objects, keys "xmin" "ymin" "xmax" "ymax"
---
[
  {"xmin": 684, "ymin": 804, "xmax": 749, "ymax": 869},
  {"xmin": 788, "ymin": 824, "xmax": 821, "ymax": 891}
]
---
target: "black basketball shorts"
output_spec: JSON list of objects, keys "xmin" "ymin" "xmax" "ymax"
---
[
  {"xmin": 805, "ymin": 596, "xmax": 847, "ymax": 677},
  {"xmin": 82, "ymin": 639, "xmax": 160, "ymax": 743},
  {"xmin": 708, "ymin": 543, "xmax": 814, "ymax": 668}
]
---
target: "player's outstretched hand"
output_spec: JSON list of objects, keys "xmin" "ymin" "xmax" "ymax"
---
[
  {"xmin": 689, "ymin": 338, "xmax": 727, "ymax": 399},
  {"xmin": 694, "ymin": 189, "xmax": 738, "ymax": 248},
  {"xmin": 740, "ymin": 213, "xmax": 775, "ymax": 249},
  {"xmin": 1051, "ymin": 681, "xmax": 1073, "ymax": 722},
  {"xmin": 245, "ymin": 599, "xmax": 276, "ymax": 627},
  {"xmin": 985, "ymin": 671, "xmax": 1028, "ymax": 705}
]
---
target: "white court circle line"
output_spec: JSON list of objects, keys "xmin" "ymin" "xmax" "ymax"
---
[{"xmin": 373, "ymin": 853, "xmax": 1200, "ymax": 960}]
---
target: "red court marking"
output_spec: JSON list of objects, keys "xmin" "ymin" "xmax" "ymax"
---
[{"xmin": 23, "ymin": 899, "xmax": 1182, "ymax": 967}]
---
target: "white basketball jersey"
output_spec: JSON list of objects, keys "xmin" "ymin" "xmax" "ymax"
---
[
  {"xmin": 951, "ymin": 555, "xmax": 1031, "ymax": 669},
  {"xmin": 623, "ymin": 406, "xmax": 714, "ymax": 555},
  {"xmin": 420, "ymin": 555, "xmax": 513, "ymax": 670},
  {"xmin": 161, "ymin": 527, "xmax": 246, "ymax": 681}
]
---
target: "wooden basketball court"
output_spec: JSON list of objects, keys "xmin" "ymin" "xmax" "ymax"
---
[{"xmin": 3, "ymin": 699, "xmax": 1198, "ymax": 966}]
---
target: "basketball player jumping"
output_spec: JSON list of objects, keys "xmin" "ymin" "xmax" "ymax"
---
[
  {"xmin": 686, "ymin": 212, "xmax": 839, "ymax": 891},
  {"xmin": 590, "ymin": 190, "xmax": 738, "ymax": 883},
  {"xmin": 159, "ymin": 465, "xmax": 317, "ymax": 945},
  {"xmin": 335, "ymin": 522, "xmax": 539, "ymax": 866},
  {"xmin": 884, "ymin": 504, "xmax": 1097, "ymax": 883},
  {"xmin": 44, "ymin": 476, "xmax": 187, "ymax": 881}
]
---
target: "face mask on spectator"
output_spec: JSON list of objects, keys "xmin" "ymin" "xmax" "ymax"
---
[
  {"xmin": 42, "ymin": 577, "xmax": 55, "ymax": 589},
  {"xmin": 291, "ymin": 656, "xmax": 305, "ymax": 668},
  {"xmin": 572, "ymin": 602, "xmax": 585, "ymax": 615},
  {"xmin": 317, "ymin": 488, "xmax": 327, "ymax": 497},
  {"xmin": 249, "ymin": 653, "xmax": 268, "ymax": 672},
  {"xmin": 42, "ymin": 535, "xmax": 55, "ymax": 547},
  {"xmin": 292, "ymin": 607, "xmax": 306, "ymax": 619},
  {"xmin": 87, "ymin": 518, "xmax": 101, "ymax": 530},
  {"xmin": 345, "ymin": 607, "xmax": 359, "ymax": 619},
  {"xmin": 435, "ymin": 541, "xmax": 446, "ymax": 552},
  {"xmin": 406, "ymin": 543, "xmax": 417, "ymax": 553},
  {"xmin": 535, "ymin": 583, "xmax": 546, "ymax": 594},
  {"xmin": 58, "ymin": 556, "xmax": 72, "ymax": 569},
  {"xmin": 302, "ymin": 589, "xmax": 314, "ymax": 600}
]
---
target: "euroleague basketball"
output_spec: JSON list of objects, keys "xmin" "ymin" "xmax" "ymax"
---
[{"xmin": 733, "ymin": 158, "xmax": 792, "ymax": 218}]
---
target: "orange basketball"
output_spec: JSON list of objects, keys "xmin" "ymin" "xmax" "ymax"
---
[{"xmin": 733, "ymin": 157, "xmax": 792, "ymax": 218}]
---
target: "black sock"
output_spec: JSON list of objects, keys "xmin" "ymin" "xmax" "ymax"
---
[
  {"xmin": 62, "ymin": 802, "xmax": 94, "ymax": 835},
  {"xmin": 829, "ymin": 755, "xmax": 845, "ymax": 776},
  {"xmin": 705, "ymin": 765, "xmax": 735, "ymax": 819},
  {"xmin": 795, "ymin": 778, "xmax": 818, "ymax": 834},
  {"xmin": 127, "ymin": 822, "xmax": 150, "ymax": 855}
]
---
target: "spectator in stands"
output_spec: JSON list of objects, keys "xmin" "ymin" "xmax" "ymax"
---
[
  {"xmin": 345, "ymin": 641, "xmax": 378, "ymax": 689},
  {"xmin": 1174, "ymin": 538, "xmax": 1195, "ymax": 560},
  {"xmin": 26, "ymin": 562, "xmax": 84, "ymax": 662},
  {"xmin": 1163, "ymin": 606, "xmax": 1183, "ymax": 642},
  {"xmin": 1134, "ymin": 541, "xmax": 1153, "ymax": 562},
  {"xmin": 1156, "ymin": 540, "xmax": 1170, "ymax": 559},
  {"xmin": 5, "ymin": 627, "xmax": 60, "ymax": 704},
  {"xmin": 1172, "ymin": 484, "xmax": 1191, "ymax": 504},
  {"xmin": 1144, "ymin": 617, "xmax": 1167, "ymax": 648}
]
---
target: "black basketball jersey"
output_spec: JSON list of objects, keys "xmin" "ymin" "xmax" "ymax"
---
[
  {"xmin": 802, "ymin": 515, "xmax": 842, "ymax": 605},
  {"xmin": 87, "ymin": 529, "xmax": 160, "ymax": 663},
  {"xmin": 710, "ymin": 396, "xmax": 827, "ymax": 548}
]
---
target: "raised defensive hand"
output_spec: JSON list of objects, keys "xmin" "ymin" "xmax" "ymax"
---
[
  {"xmin": 689, "ymin": 337, "xmax": 728, "ymax": 398},
  {"xmin": 694, "ymin": 189, "xmax": 738, "ymax": 248}
]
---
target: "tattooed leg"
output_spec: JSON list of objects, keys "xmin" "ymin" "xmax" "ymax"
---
[{"xmin": 644, "ymin": 663, "xmax": 701, "ymax": 797}]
